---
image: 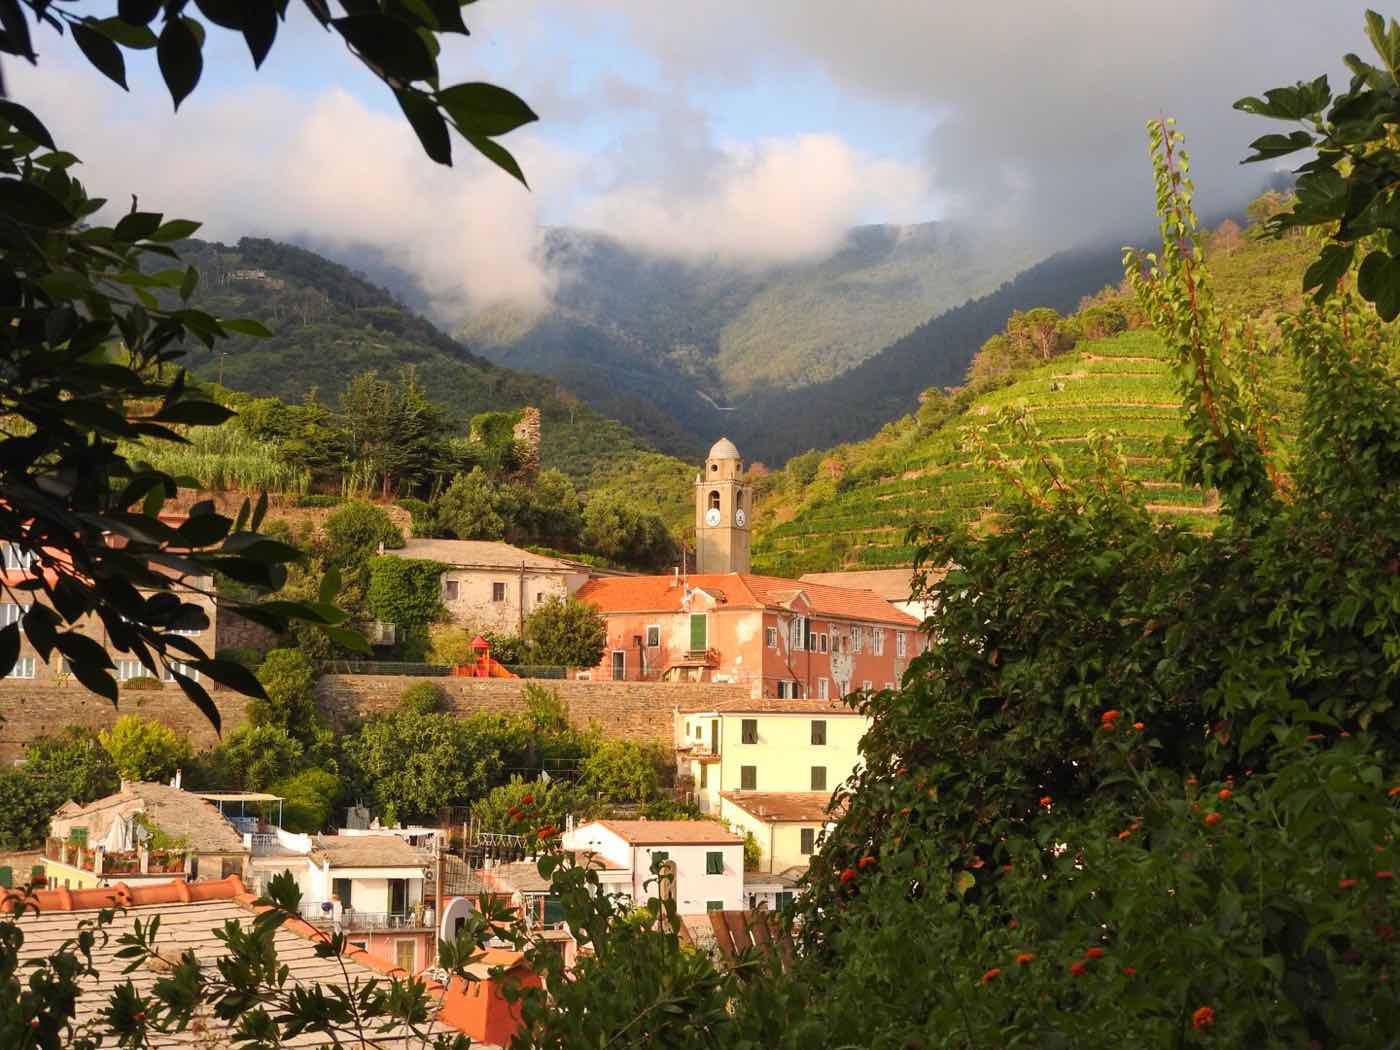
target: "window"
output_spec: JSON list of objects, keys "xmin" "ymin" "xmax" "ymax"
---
[
  {"xmin": 611, "ymin": 650, "xmax": 625, "ymax": 679},
  {"xmin": 1, "ymin": 544, "xmax": 33, "ymax": 572},
  {"xmin": 811, "ymin": 720, "xmax": 827, "ymax": 745},
  {"xmin": 161, "ymin": 662, "xmax": 200, "ymax": 683},
  {"xmin": 817, "ymin": 678, "xmax": 829, "ymax": 700},
  {"xmin": 740, "ymin": 765, "xmax": 756, "ymax": 790},
  {"xmin": 874, "ymin": 628, "xmax": 885, "ymax": 656},
  {"xmin": 443, "ymin": 579, "xmax": 459, "ymax": 601},
  {"xmin": 741, "ymin": 719, "xmax": 758, "ymax": 744},
  {"xmin": 6, "ymin": 657, "xmax": 34, "ymax": 679},
  {"xmin": 861, "ymin": 679, "xmax": 873, "ymax": 691},
  {"xmin": 699, "ymin": 762, "xmax": 708, "ymax": 788},
  {"xmin": 705, "ymin": 851, "xmax": 724, "ymax": 875},
  {"xmin": 708, "ymin": 490, "xmax": 720, "ymax": 511},
  {"xmin": 114, "ymin": 659, "xmax": 144, "ymax": 682},
  {"xmin": 789, "ymin": 616, "xmax": 806, "ymax": 651},
  {"xmin": 792, "ymin": 681, "xmax": 803, "ymax": 699},
  {"xmin": 811, "ymin": 766, "xmax": 827, "ymax": 791},
  {"xmin": 492, "ymin": 582, "xmax": 506, "ymax": 602},
  {"xmin": 852, "ymin": 626, "xmax": 864, "ymax": 653},
  {"xmin": 818, "ymin": 633, "xmax": 828, "ymax": 653},
  {"xmin": 706, "ymin": 900, "xmax": 724, "ymax": 912},
  {"xmin": 884, "ymin": 682, "xmax": 895, "ymax": 691},
  {"xmin": 776, "ymin": 891, "xmax": 794, "ymax": 910},
  {"xmin": 536, "ymin": 591, "xmax": 546, "ymax": 605},
  {"xmin": 800, "ymin": 828, "xmax": 816, "ymax": 855},
  {"xmin": 765, "ymin": 626, "xmax": 777, "ymax": 649},
  {"xmin": 689, "ymin": 614, "xmax": 707, "ymax": 652},
  {"xmin": 694, "ymin": 724, "xmax": 702, "ymax": 740},
  {"xmin": 776, "ymin": 681, "xmax": 788, "ymax": 699},
  {"xmin": 168, "ymin": 619, "xmax": 204, "ymax": 636},
  {"xmin": 0, "ymin": 603, "xmax": 24, "ymax": 627},
  {"xmin": 395, "ymin": 940, "xmax": 415, "ymax": 972},
  {"xmin": 645, "ymin": 625, "xmax": 660, "ymax": 647},
  {"xmin": 896, "ymin": 631, "xmax": 908, "ymax": 658}
]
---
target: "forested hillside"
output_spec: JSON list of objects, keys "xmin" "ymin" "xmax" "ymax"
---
[
  {"xmin": 751, "ymin": 208, "xmax": 1319, "ymax": 575},
  {"xmin": 172, "ymin": 237, "xmax": 667, "ymax": 483},
  {"xmin": 457, "ymin": 223, "xmax": 1042, "ymax": 458}
]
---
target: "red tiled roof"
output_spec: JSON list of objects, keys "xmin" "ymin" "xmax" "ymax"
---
[
  {"xmin": 721, "ymin": 792, "xmax": 838, "ymax": 823},
  {"xmin": 590, "ymin": 819, "xmax": 744, "ymax": 845},
  {"xmin": 576, "ymin": 573, "xmax": 918, "ymax": 626}
]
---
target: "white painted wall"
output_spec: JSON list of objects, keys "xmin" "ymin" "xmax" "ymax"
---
[{"xmin": 563, "ymin": 822, "xmax": 743, "ymax": 914}]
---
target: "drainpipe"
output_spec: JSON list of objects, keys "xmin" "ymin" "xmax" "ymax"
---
[{"xmin": 518, "ymin": 564, "xmax": 526, "ymax": 637}]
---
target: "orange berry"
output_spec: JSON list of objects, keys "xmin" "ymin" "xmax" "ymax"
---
[
  {"xmin": 1118, "ymin": 829, "xmax": 1132, "ymax": 840},
  {"xmin": 859, "ymin": 855, "xmax": 878, "ymax": 870},
  {"xmin": 536, "ymin": 825, "xmax": 558, "ymax": 840},
  {"xmin": 1191, "ymin": 1006, "xmax": 1215, "ymax": 1030},
  {"xmin": 1389, "ymin": 786, "xmax": 1400, "ymax": 798},
  {"xmin": 1121, "ymin": 966, "xmax": 1138, "ymax": 977},
  {"xmin": 839, "ymin": 868, "xmax": 857, "ymax": 884},
  {"xmin": 1085, "ymin": 947, "xmax": 1105, "ymax": 959},
  {"xmin": 1039, "ymin": 796, "xmax": 1053, "ymax": 808},
  {"xmin": 980, "ymin": 967, "xmax": 1001, "ymax": 984},
  {"xmin": 1015, "ymin": 953, "xmax": 1035, "ymax": 965},
  {"xmin": 1217, "ymin": 789, "xmax": 1232, "ymax": 800},
  {"xmin": 1070, "ymin": 961, "xmax": 1088, "ymax": 976},
  {"xmin": 1204, "ymin": 812, "xmax": 1223, "ymax": 828},
  {"xmin": 1132, "ymin": 722, "xmax": 1145, "ymax": 731},
  {"xmin": 1376, "ymin": 871, "xmax": 1394, "ymax": 880},
  {"xmin": 1100, "ymin": 709, "xmax": 1121, "ymax": 724},
  {"xmin": 1339, "ymin": 878, "xmax": 1359, "ymax": 890},
  {"xmin": 521, "ymin": 793, "xmax": 534, "ymax": 805}
]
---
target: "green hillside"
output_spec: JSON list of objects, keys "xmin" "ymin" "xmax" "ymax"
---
[
  {"xmin": 172, "ymin": 237, "xmax": 677, "ymax": 485},
  {"xmin": 751, "ymin": 218, "xmax": 1312, "ymax": 576},
  {"xmin": 460, "ymin": 223, "xmax": 1042, "ymax": 457}
]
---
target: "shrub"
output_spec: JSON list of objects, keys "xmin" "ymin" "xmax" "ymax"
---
[
  {"xmin": 215, "ymin": 646, "xmax": 264, "ymax": 671},
  {"xmin": 427, "ymin": 623, "xmax": 474, "ymax": 666},
  {"xmin": 293, "ymin": 494, "xmax": 343, "ymax": 508},
  {"xmin": 99, "ymin": 716, "xmax": 192, "ymax": 783},
  {"xmin": 321, "ymin": 501, "xmax": 403, "ymax": 566},
  {"xmin": 366, "ymin": 556, "xmax": 446, "ymax": 631},
  {"xmin": 250, "ymin": 649, "xmax": 318, "ymax": 735},
  {"xmin": 396, "ymin": 497, "xmax": 434, "ymax": 536},
  {"xmin": 400, "ymin": 681, "xmax": 448, "ymax": 715},
  {"xmin": 579, "ymin": 740, "xmax": 664, "ymax": 805},
  {"xmin": 268, "ymin": 768, "xmax": 344, "ymax": 833},
  {"xmin": 524, "ymin": 596, "xmax": 606, "ymax": 668},
  {"xmin": 121, "ymin": 676, "xmax": 163, "ymax": 691}
]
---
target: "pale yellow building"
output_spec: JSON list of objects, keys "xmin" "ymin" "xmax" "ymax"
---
[
  {"xmin": 676, "ymin": 699, "xmax": 868, "ymax": 815},
  {"xmin": 719, "ymin": 792, "xmax": 836, "ymax": 873}
]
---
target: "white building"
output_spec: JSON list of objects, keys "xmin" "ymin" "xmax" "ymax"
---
[{"xmin": 562, "ymin": 819, "xmax": 745, "ymax": 914}]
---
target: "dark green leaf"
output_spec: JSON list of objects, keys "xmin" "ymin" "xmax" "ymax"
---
[
  {"xmin": 180, "ymin": 265, "xmax": 198, "ymax": 300},
  {"xmin": 55, "ymin": 631, "xmax": 115, "ymax": 669},
  {"xmin": 190, "ymin": 657, "xmax": 267, "ymax": 699},
  {"xmin": 1303, "ymin": 243, "xmax": 1354, "ymax": 300},
  {"xmin": 251, "ymin": 490, "xmax": 269, "ymax": 532},
  {"xmin": 150, "ymin": 218, "xmax": 201, "ymax": 242},
  {"xmin": 114, "ymin": 210, "xmax": 163, "ymax": 241},
  {"xmin": 464, "ymin": 133, "xmax": 527, "ymax": 187},
  {"xmin": 73, "ymin": 21, "xmax": 129, "ymax": 89},
  {"xmin": 171, "ymin": 669, "xmax": 220, "ymax": 733},
  {"xmin": 396, "ymin": 89, "xmax": 452, "ymax": 166},
  {"xmin": 242, "ymin": 0, "xmax": 278, "ymax": 68},
  {"xmin": 332, "ymin": 13, "xmax": 436, "ymax": 82},
  {"xmin": 0, "ymin": 99, "xmax": 54, "ymax": 149},
  {"xmin": 0, "ymin": 0, "xmax": 36, "ymax": 60},
  {"xmin": 220, "ymin": 318, "xmax": 272, "ymax": 337},
  {"xmin": 118, "ymin": 0, "xmax": 163, "ymax": 26},
  {"xmin": 324, "ymin": 624, "xmax": 371, "ymax": 654},
  {"xmin": 69, "ymin": 661, "xmax": 119, "ymax": 705},
  {"xmin": 1241, "ymin": 130, "xmax": 1314, "ymax": 164},
  {"xmin": 157, "ymin": 17, "xmax": 204, "ymax": 111},
  {"xmin": 194, "ymin": 0, "xmax": 246, "ymax": 30},
  {"xmin": 0, "ymin": 177, "xmax": 75, "ymax": 227},
  {"xmin": 151, "ymin": 400, "xmax": 234, "ymax": 426},
  {"xmin": 0, "ymin": 623, "xmax": 18, "ymax": 678},
  {"xmin": 319, "ymin": 565, "xmax": 342, "ymax": 605},
  {"xmin": 437, "ymin": 82, "xmax": 537, "ymax": 136},
  {"xmin": 176, "ymin": 512, "xmax": 232, "ymax": 547},
  {"xmin": 92, "ymin": 16, "xmax": 158, "ymax": 48},
  {"xmin": 1357, "ymin": 249, "xmax": 1400, "ymax": 320}
]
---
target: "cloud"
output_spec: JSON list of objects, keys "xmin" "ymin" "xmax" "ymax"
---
[
  {"xmin": 576, "ymin": 133, "xmax": 929, "ymax": 265},
  {"xmin": 10, "ymin": 53, "xmax": 568, "ymax": 317}
]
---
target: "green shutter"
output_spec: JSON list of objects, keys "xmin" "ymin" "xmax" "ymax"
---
[
  {"xmin": 69, "ymin": 827, "xmax": 88, "ymax": 847},
  {"xmin": 689, "ymin": 614, "xmax": 707, "ymax": 651},
  {"xmin": 706, "ymin": 851, "xmax": 723, "ymax": 875},
  {"xmin": 0, "ymin": 867, "xmax": 10, "ymax": 889}
]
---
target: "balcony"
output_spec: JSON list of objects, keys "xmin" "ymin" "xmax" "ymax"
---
[
  {"xmin": 44, "ymin": 838, "xmax": 189, "ymax": 878},
  {"xmin": 297, "ymin": 904, "xmax": 434, "ymax": 931}
]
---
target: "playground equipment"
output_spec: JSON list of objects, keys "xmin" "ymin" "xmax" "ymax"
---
[{"xmin": 452, "ymin": 635, "xmax": 518, "ymax": 678}]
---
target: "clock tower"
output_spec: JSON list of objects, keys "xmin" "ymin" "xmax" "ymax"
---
[{"xmin": 695, "ymin": 437, "xmax": 751, "ymax": 574}]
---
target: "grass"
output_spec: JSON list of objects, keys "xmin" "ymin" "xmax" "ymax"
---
[{"xmin": 119, "ymin": 425, "xmax": 311, "ymax": 495}]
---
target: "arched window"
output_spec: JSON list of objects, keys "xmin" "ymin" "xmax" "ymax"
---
[
  {"xmin": 736, "ymin": 491, "xmax": 744, "ymax": 509},
  {"xmin": 708, "ymin": 490, "xmax": 721, "ymax": 511}
]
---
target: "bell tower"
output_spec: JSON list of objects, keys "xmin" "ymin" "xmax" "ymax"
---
[{"xmin": 695, "ymin": 437, "xmax": 751, "ymax": 574}]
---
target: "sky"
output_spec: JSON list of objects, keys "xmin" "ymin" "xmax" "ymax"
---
[{"xmin": 13, "ymin": 2, "xmax": 1363, "ymax": 317}]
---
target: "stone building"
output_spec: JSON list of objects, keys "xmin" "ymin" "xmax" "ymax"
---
[{"xmin": 695, "ymin": 438, "xmax": 752, "ymax": 574}]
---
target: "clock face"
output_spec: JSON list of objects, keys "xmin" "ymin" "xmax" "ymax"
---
[
  {"xmin": 734, "ymin": 509, "xmax": 747, "ymax": 527},
  {"xmin": 704, "ymin": 508, "xmax": 722, "ymax": 527}
]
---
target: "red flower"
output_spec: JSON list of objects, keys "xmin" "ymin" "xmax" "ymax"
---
[
  {"xmin": 1132, "ymin": 721, "xmax": 1145, "ymax": 731},
  {"xmin": 521, "ymin": 793, "xmax": 534, "ymax": 805},
  {"xmin": 1070, "ymin": 961, "xmax": 1088, "ymax": 977},
  {"xmin": 980, "ymin": 967, "xmax": 1001, "ymax": 984},
  {"xmin": 536, "ymin": 825, "xmax": 558, "ymax": 840},
  {"xmin": 1085, "ymin": 947, "xmax": 1105, "ymax": 959},
  {"xmin": 1039, "ymin": 796, "xmax": 1053, "ymax": 808},
  {"xmin": 1217, "ymin": 789, "xmax": 1232, "ymax": 800},
  {"xmin": 1186, "ymin": 775, "xmax": 1199, "ymax": 787},
  {"xmin": 1121, "ymin": 966, "xmax": 1137, "ymax": 977},
  {"xmin": 1204, "ymin": 812, "xmax": 1223, "ymax": 828},
  {"xmin": 1378, "ymin": 870, "xmax": 1395, "ymax": 880},
  {"xmin": 839, "ymin": 867, "xmax": 857, "ymax": 884},
  {"xmin": 1118, "ymin": 829, "xmax": 1132, "ymax": 840},
  {"xmin": 1100, "ymin": 709, "xmax": 1122, "ymax": 725},
  {"xmin": 1015, "ymin": 953, "xmax": 1035, "ymax": 965},
  {"xmin": 1191, "ymin": 1006, "xmax": 1215, "ymax": 1030},
  {"xmin": 1339, "ymin": 878, "xmax": 1359, "ymax": 890},
  {"xmin": 859, "ymin": 855, "xmax": 878, "ymax": 870},
  {"xmin": 1388, "ymin": 785, "xmax": 1400, "ymax": 797}
]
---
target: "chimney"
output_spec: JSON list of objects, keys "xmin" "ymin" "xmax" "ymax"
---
[
  {"xmin": 670, "ymin": 567, "xmax": 679, "ymax": 589},
  {"xmin": 377, "ymin": 541, "xmax": 385, "ymax": 556},
  {"xmin": 172, "ymin": 769, "xmax": 182, "ymax": 789}
]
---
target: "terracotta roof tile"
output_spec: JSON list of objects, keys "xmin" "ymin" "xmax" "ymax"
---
[
  {"xmin": 576, "ymin": 573, "xmax": 918, "ymax": 626},
  {"xmin": 589, "ymin": 820, "xmax": 744, "ymax": 845},
  {"xmin": 721, "ymin": 792, "xmax": 838, "ymax": 823}
]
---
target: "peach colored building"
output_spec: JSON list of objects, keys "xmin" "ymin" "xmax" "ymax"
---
[{"xmin": 575, "ymin": 572, "xmax": 922, "ymax": 699}]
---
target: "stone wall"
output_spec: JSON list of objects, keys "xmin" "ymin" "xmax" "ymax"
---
[
  {"xmin": 0, "ymin": 683, "xmax": 249, "ymax": 762},
  {"xmin": 315, "ymin": 675, "xmax": 751, "ymax": 745}
]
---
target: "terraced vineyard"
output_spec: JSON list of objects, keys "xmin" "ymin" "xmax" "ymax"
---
[{"xmin": 752, "ymin": 328, "xmax": 1300, "ymax": 576}]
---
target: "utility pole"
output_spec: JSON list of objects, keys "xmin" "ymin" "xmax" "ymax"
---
[{"xmin": 217, "ymin": 351, "xmax": 227, "ymax": 387}]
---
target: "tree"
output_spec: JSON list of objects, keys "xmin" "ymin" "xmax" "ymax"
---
[
  {"xmin": 248, "ymin": 648, "xmax": 319, "ymax": 736},
  {"xmin": 581, "ymin": 494, "xmax": 677, "ymax": 569},
  {"xmin": 217, "ymin": 724, "xmax": 304, "ymax": 791},
  {"xmin": 321, "ymin": 501, "xmax": 404, "ymax": 568},
  {"xmin": 400, "ymin": 681, "xmax": 448, "ymax": 715},
  {"xmin": 268, "ymin": 768, "xmax": 344, "ymax": 834},
  {"xmin": 1236, "ymin": 10, "xmax": 1400, "ymax": 317},
  {"xmin": 578, "ymin": 740, "xmax": 664, "ymax": 804},
  {"xmin": 524, "ymin": 596, "xmax": 607, "ymax": 668},
  {"xmin": 435, "ymin": 467, "xmax": 506, "ymax": 540},
  {"xmin": 21, "ymin": 726, "xmax": 119, "ymax": 805},
  {"xmin": 469, "ymin": 776, "xmax": 577, "ymax": 836},
  {"xmin": 99, "ymin": 715, "xmax": 192, "ymax": 783}
]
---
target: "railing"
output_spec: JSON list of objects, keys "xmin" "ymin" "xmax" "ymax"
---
[
  {"xmin": 44, "ymin": 838, "xmax": 187, "ymax": 876},
  {"xmin": 298, "ymin": 904, "xmax": 432, "ymax": 931},
  {"xmin": 249, "ymin": 833, "xmax": 281, "ymax": 853}
]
